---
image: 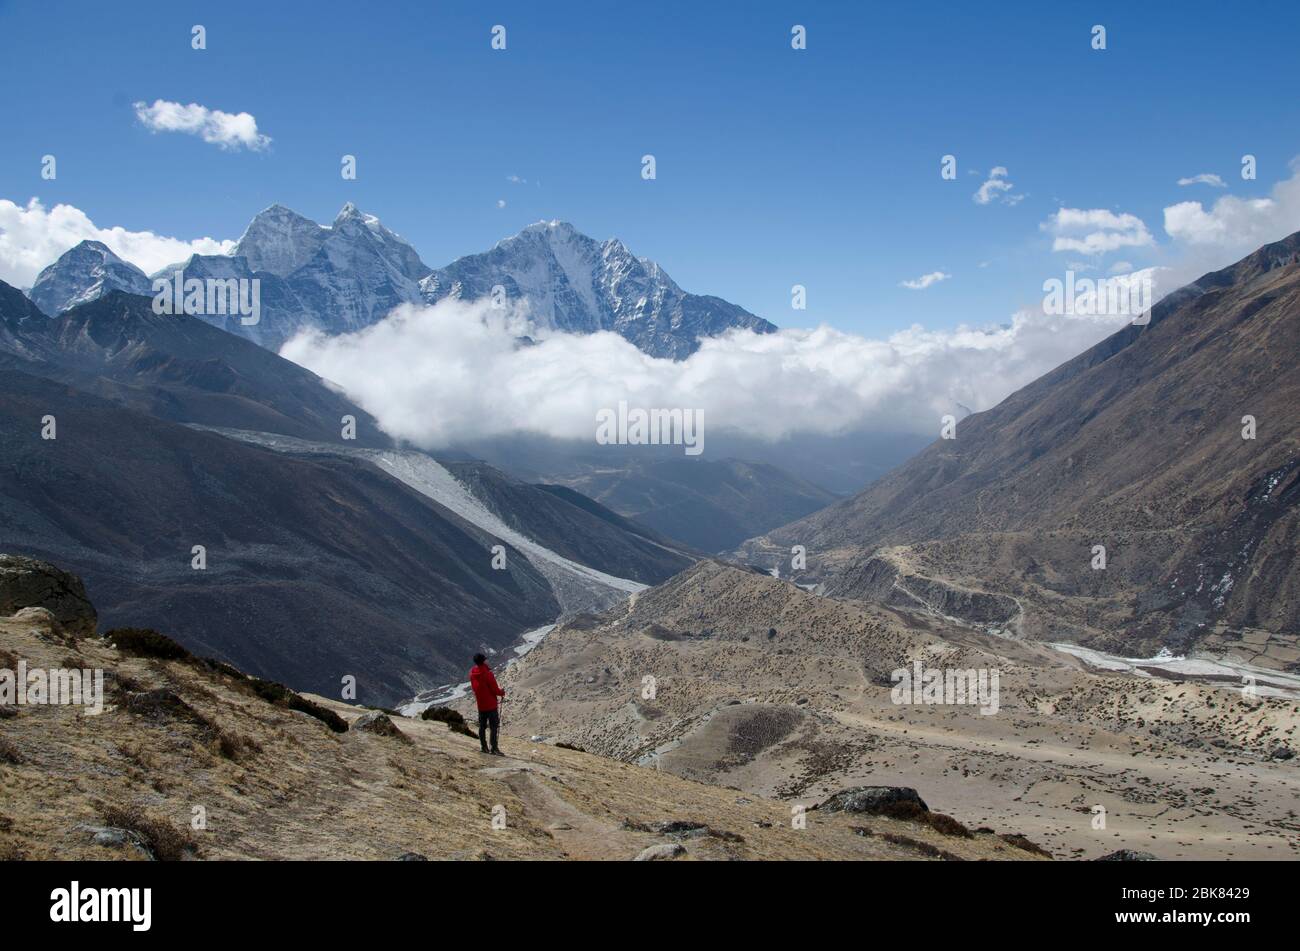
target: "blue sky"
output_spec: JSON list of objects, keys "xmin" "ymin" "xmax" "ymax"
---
[{"xmin": 2, "ymin": 0, "xmax": 1299, "ymax": 337}]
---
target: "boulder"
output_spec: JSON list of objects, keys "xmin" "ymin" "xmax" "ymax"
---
[
  {"xmin": 633, "ymin": 842, "xmax": 686, "ymax": 861},
  {"xmin": 353, "ymin": 711, "xmax": 410, "ymax": 742},
  {"xmin": 1094, "ymin": 849, "xmax": 1159, "ymax": 861},
  {"xmin": 816, "ymin": 786, "xmax": 929, "ymax": 817},
  {"xmin": 0, "ymin": 555, "xmax": 97, "ymax": 637}
]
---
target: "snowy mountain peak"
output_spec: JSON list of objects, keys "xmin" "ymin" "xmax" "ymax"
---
[
  {"xmin": 334, "ymin": 201, "xmax": 364, "ymax": 224},
  {"xmin": 233, "ymin": 204, "xmax": 329, "ymax": 276},
  {"xmin": 29, "ymin": 239, "xmax": 152, "ymax": 316},
  {"xmin": 422, "ymin": 221, "xmax": 776, "ymax": 359}
]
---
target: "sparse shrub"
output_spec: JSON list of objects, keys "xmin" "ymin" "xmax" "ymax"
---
[
  {"xmin": 105, "ymin": 628, "xmax": 192, "ymax": 662},
  {"xmin": 195, "ymin": 657, "xmax": 245, "ymax": 680},
  {"xmin": 555, "ymin": 741, "xmax": 586, "ymax": 753},
  {"xmin": 246, "ymin": 678, "xmax": 348, "ymax": 733},
  {"xmin": 107, "ymin": 627, "xmax": 346, "ymax": 735},
  {"xmin": 107, "ymin": 671, "xmax": 144, "ymax": 697},
  {"xmin": 124, "ymin": 688, "xmax": 208, "ymax": 726},
  {"xmin": 925, "ymin": 812, "xmax": 973, "ymax": 838},
  {"xmin": 100, "ymin": 804, "xmax": 200, "ymax": 861},
  {"xmin": 999, "ymin": 832, "xmax": 1052, "ymax": 858},
  {"xmin": 855, "ymin": 827, "xmax": 965, "ymax": 861},
  {"xmin": 0, "ymin": 648, "xmax": 18, "ymax": 670},
  {"xmin": 421, "ymin": 706, "xmax": 477, "ymax": 738},
  {"xmin": 214, "ymin": 729, "xmax": 261, "ymax": 762},
  {"xmin": 0, "ymin": 735, "xmax": 21, "ymax": 765}
]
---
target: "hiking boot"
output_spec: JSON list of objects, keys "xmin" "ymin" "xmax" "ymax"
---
[{"xmin": 491, "ymin": 749, "xmax": 504, "ymax": 756}]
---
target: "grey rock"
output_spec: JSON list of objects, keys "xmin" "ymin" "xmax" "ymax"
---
[
  {"xmin": 352, "ymin": 711, "xmax": 410, "ymax": 742},
  {"xmin": 0, "ymin": 554, "xmax": 97, "ymax": 637},
  {"xmin": 816, "ymin": 786, "xmax": 929, "ymax": 816},
  {"xmin": 633, "ymin": 842, "xmax": 687, "ymax": 861},
  {"xmin": 1094, "ymin": 849, "xmax": 1159, "ymax": 861}
]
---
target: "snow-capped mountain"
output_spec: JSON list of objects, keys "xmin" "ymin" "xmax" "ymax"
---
[
  {"xmin": 277, "ymin": 202, "xmax": 431, "ymax": 335},
  {"xmin": 24, "ymin": 207, "xmax": 775, "ymax": 358},
  {"xmin": 29, "ymin": 240, "xmax": 152, "ymax": 316},
  {"xmin": 421, "ymin": 220, "xmax": 776, "ymax": 358},
  {"xmin": 229, "ymin": 203, "xmax": 328, "ymax": 276},
  {"xmin": 136, "ymin": 203, "xmax": 434, "ymax": 349}
]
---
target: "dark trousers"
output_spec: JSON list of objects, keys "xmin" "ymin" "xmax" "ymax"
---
[{"xmin": 477, "ymin": 709, "xmax": 500, "ymax": 751}]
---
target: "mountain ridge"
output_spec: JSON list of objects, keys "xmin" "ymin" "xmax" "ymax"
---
[
  {"xmin": 736, "ymin": 231, "xmax": 1300, "ymax": 661},
  {"xmin": 22, "ymin": 206, "xmax": 776, "ymax": 358}
]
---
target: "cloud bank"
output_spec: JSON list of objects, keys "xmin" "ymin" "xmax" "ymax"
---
[
  {"xmin": 1043, "ymin": 207, "xmax": 1155, "ymax": 255},
  {"xmin": 1164, "ymin": 160, "xmax": 1300, "ymax": 251},
  {"xmin": 133, "ymin": 99, "xmax": 271, "ymax": 151},
  {"xmin": 0, "ymin": 198, "xmax": 235, "ymax": 288},
  {"xmin": 281, "ymin": 297, "xmax": 1137, "ymax": 448}
]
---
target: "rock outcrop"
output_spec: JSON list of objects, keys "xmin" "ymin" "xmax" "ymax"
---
[{"xmin": 0, "ymin": 554, "xmax": 97, "ymax": 637}]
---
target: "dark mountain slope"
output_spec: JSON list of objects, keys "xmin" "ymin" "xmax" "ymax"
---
[
  {"xmin": 443, "ymin": 460, "xmax": 698, "ymax": 583},
  {"xmin": 740, "ymin": 233, "xmax": 1300, "ymax": 659},
  {"xmin": 0, "ymin": 283, "xmax": 391, "ymax": 447},
  {"xmin": 0, "ymin": 367, "xmax": 558, "ymax": 704},
  {"xmin": 570, "ymin": 456, "xmax": 838, "ymax": 552},
  {"xmin": 457, "ymin": 435, "xmax": 841, "ymax": 553}
]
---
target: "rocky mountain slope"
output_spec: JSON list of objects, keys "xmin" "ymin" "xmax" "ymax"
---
[
  {"xmin": 27, "ymin": 206, "xmax": 776, "ymax": 359},
  {"xmin": 0, "ymin": 282, "xmax": 391, "ymax": 447},
  {"xmin": 0, "ymin": 562, "xmax": 1042, "ymax": 862},
  {"xmin": 498, "ymin": 561, "xmax": 1300, "ymax": 860},
  {"xmin": 458, "ymin": 436, "xmax": 843, "ymax": 552},
  {"xmin": 738, "ymin": 233, "xmax": 1300, "ymax": 661},
  {"xmin": 1, "ymin": 282, "xmax": 701, "ymax": 703},
  {"xmin": 0, "ymin": 368, "xmax": 564, "ymax": 704},
  {"xmin": 205, "ymin": 430, "xmax": 695, "ymax": 615}
]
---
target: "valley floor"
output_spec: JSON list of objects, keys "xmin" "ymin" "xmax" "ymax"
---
[{"xmin": 496, "ymin": 562, "xmax": 1300, "ymax": 861}]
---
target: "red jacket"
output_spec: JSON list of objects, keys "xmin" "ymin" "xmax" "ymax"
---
[{"xmin": 469, "ymin": 663, "xmax": 504, "ymax": 712}]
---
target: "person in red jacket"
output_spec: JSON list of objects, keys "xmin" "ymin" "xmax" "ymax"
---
[{"xmin": 469, "ymin": 653, "xmax": 505, "ymax": 755}]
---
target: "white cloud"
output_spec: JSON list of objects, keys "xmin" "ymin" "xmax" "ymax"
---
[
  {"xmin": 1177, "ymin": 173, "xmax": 1226, "ymax": 188},
  {"xmin": 973, "ymin": 167, "xmax": 1023, "ymax": 206},
  {"xmin": 497, "ymin": 199, "xmax": 507, "ymax": 209},
  {"xmin": 0, "ymin": 197, "xmax": 234, "ymax": 287},
  {"xmin": 899, "ymin": 270, "xmax": 950, "ymax": 290},
  {"xmin": 506, "ymin": 175, "xmax": 526, "ymax": 184},
  {"xmin": 1043, "ymin": 207, "xmax": 1154, "ymax": 255},
  {"xmin": 1163, "ymin": 161, "xmax": 1300, "ymax": 251},
  {"xmin": 280, "ymin": 295, "xmax": 1134, "ymax": 446},
  {"xmin": 133, "ymin": 99, "xmax": 271, "ymax": 151}
]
